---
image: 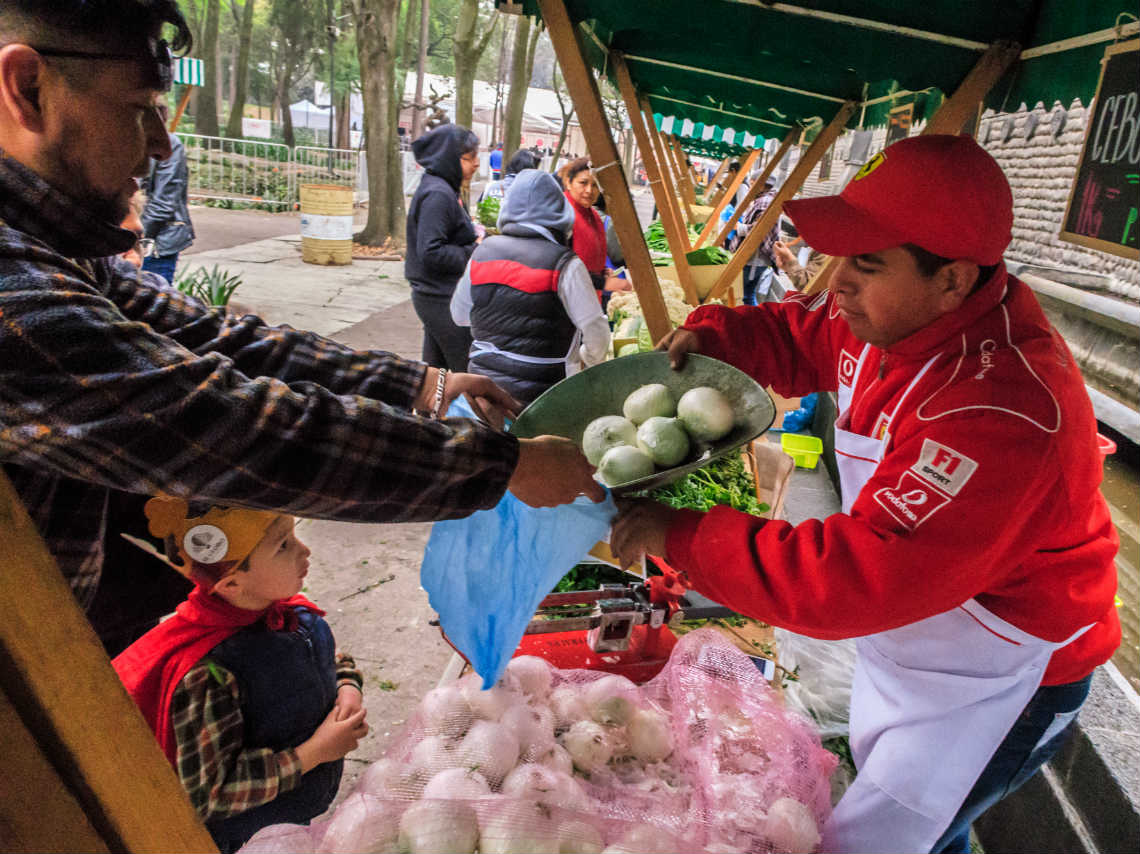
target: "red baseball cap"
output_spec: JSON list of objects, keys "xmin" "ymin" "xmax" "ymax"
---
[{"xmin": 783, "ymin": 134, "xmax": 1013, "ymax": 266}]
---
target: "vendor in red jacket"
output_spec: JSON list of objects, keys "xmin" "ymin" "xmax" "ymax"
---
[{"xmin": 611, "ymin": 134, "xmax": 1120, "ymax": 854}]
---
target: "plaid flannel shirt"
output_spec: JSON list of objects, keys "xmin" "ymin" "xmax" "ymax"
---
[
  {"xmin": 170, "ymin": 652, "xmax": 363, "ymax": 820},
  {"xmin": 0, "ymin": 149, "xmax": 519, "ymax": 608},
  {"xmin": 737, "ymin": 188, "xmax": 780, "ymax": 269}
]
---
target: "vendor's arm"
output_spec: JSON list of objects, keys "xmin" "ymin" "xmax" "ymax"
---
[
  {"xmin": 171, "ymin": 661, "xmax": 303, "ymax": 821},
  {"xmin": 661, "ymin": 416, "xmax": 1103, "ymax": 641},
  {"xmin": 100, "ymin": 256, "xmax": 429, "ymax": 409},
  {"xmin": 558, "ymin": 256, "xmax": 610, "ymax": 368},
  {"xmin": 676, "ymin": 292, "xmax": 842, "ymax": 398}
]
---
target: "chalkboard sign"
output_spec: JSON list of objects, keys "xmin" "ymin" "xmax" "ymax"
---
[{"xmin": 1060, "ymin": 39, "xmax": 1140, "ymax": 260}]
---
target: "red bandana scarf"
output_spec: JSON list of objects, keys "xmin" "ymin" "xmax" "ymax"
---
[
  {"xmin": 112, "ymin": 587, "xmax": 323, "ymax": 764},
  {"xmin": 566, "ymin": 191, "xmax": 607, "ymax": 278}
]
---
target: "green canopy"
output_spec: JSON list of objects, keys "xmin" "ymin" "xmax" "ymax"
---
[{"xmin": 499, "ymin": 1, "xmax": 1137, "ymax": 135}]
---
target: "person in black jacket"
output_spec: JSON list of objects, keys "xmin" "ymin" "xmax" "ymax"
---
[
  {"xmin": 141, "ymin": 127, "xmax": 195, "ymax": 283},
  {"xmin": 405, "ymin": 124, "xmax": 480, "ymax": 371}
]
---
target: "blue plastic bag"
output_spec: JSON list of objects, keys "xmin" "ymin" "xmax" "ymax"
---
[
  {"xmin": 781, "ymin": 392, "xmax": 819, "ymax": 433},
  {"xmin": 420, "ymin": 397, "xmax": 616, "ymax": 687}
]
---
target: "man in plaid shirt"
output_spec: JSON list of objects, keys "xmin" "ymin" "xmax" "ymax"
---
[{"xmin": 0, "ymin": 0, "xmax": 603, "ymax": 645}]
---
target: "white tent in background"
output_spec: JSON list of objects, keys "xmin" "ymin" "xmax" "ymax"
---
[{"xmin": 289, "ymin": 99, "xmax": 331, "ymax": 131}]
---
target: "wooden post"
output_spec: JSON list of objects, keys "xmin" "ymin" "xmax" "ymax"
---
[
  {"xmin": 670, "ymin": 136, "xmax": 697, "ymax": 206},
  {"xmin": 803, "ymin": 42, "xmax": 1021, "ymax": 295},
  {"xmin": 613, "ymin": 53, "xmax": 699, "ymax": 306},
  {"xmin": 712, "ymin": 129, "xmax": 796, "ymax": 250},
  {"xmin": 692, "ymin": 147, "xmax": 760, "ymax": 249},
  {"xmin": 169, "ymin": 84, "xmax": 194, "ymax": 132},
  {"xmin": 537, "ymin": 0, "xmax": 672, "ymax": 344},
  {"xmin": 641, "ymin": 97, "xmax": 692, "ymax": 249},
  {"xmin": 652, "ymin": 123, "xmax": 694, "ymax": 224},
  {"xmin": 706, "ymin": 101, "xmax": 856, "ymax": 302},
  {"xmin": 706, "ymin": 156, "xmax": 731, "ymax": 195},
  {"xmin": 0, "ymin": 471, "xmax": 218, "ymax": 853}
]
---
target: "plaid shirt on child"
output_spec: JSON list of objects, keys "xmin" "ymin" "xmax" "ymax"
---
[{"xmin": 0, "ymin": 148, "xmax": 519, "ymax": 609}]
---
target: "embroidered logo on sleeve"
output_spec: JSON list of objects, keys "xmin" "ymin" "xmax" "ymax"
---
[
  {"xmin": 910, "ymin": 438, "xmax": 978, "ymax": 496},
  {"xmin": 873, "ymin": 472, "xmax": 950, "ymax": 530},
  {"xmin": 838, "ymin": 348, "xmax": 859, "ymax": 387}
]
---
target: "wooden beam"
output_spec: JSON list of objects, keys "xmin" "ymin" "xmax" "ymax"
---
[
  {"xmin": 538, "ymin": 0, "xmax": 672, "ymax": 344},
  {"xmin": 803, "ymin": 42, "xmax": 1021, "ymax": 295},
  {"xmin": 641, "ymin": 97, "xmax": 692, "ymax": 250},
  {"xmin": 693, "ymin": 147, "xmax": 761, "ymax": 249},
  {"xmin": 706, "ymin": 156, "xmax": 731, "ymax": 194},
  {"xmin": 169, "ymin": 85, "xmax": 193, "ymax": 132},
  {"xmin": 712, "ymin": 129, "xmax": 796, "ymax": 250},
  {"xmin": 651, "ymin": 122, "xmax": 694, "ymax": 224},
  {"xmin": 707, "ymin": 101, "xmax": 857, "ymax": 302},
  {"xmin": 613, "ymin": 53, "xmax": 699, "ymax": 306},
  {"xmin": 0, "ymin": 471, "xmax": 218, "ymax": 853},
  {"xmin": 670, "ymin": 136, "xmax": 697, "ymax": 206}
]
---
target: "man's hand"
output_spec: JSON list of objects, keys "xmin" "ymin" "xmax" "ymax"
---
[
  {"xmin": 334, "ymin": 684, "xmax": 363, "ymax": 721},
  {"xmin": 415, "ymin": 369, "xmax": 523, "ymax": 422},
  {"xmin": 603, "ymin": 272, "xmax": 632, "ymax": 293},
  {"xmin": 654, "ymin": 327, "xmax": 702, "ymax": 370},
  {"xmin": 772, "ymin": 241, "xmax": 797, "ymax": 271},
  {"xmin": 610, "ymin": 498, "xmax": 679, "ymax": 568},
  {"xmin": 509, "ymin": 436, "xmax": 606, "ymax": 507}
]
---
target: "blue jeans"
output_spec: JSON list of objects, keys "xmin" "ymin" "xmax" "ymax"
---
[
  {"xmin": 142, "ymin": 253, "xmax": 179, "ymax": 284},
  {"xmin": 931, "ymin": 673, "xmax": 1093, "ymax": 853},
  {"xmin": 742, "ymin": 265, "xmax": 772, "ymax": 306}
]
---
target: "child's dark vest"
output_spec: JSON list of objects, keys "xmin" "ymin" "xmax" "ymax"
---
[
  {"xmin": 466, "ymin": 233, "xmax": 577, "ymax": 404},
  {"xmin": 204, "ymin": 608, "xmax": 342, "ymax": 852}
]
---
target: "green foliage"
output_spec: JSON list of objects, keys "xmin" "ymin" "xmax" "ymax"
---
[
  {"xmin": 650, "ymin": 454, "xmax": 769, "ymax": 515},
  {"xmin": 553, "ymin": 562, "xmax": 633, "ymax": 593},
  {"xmin": 174, "ymin": 265, "xmax": 243, "ymax": 307},
  {"xmin": 685, "ymin": 246, "xmax": 731, "ymax": 266},
  {"xmin": 476, "ymin": 194, "xmax": 501, "ymax": 227}
]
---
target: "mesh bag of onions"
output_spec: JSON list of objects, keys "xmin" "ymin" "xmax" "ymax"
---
[{"xmin": 237, "ymin": 628, "xmax": 837, "ymax": 854}]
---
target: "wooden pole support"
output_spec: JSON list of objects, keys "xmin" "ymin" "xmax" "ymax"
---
[
  {"xmin": 169, "ymin": 85, "xmax": 193, "ymax": 133},
  {"xmin": 693, "ymin": 147, "xmax": 760, "ymax": 249},
  {"xmin": 659, "ymin": 129, "xmax": 695, "ymax": 223},
  {"xmin": 613, "ymin": 53, "xmax": 698, "ymax": 306},
  {"xmin": 641, "ymin": 97, "xmax": 692, "ymax": 250},
  {"xmin": 706, "ymin": 156, "xmax": 731, "ymax": 195},
  {"xmin": 670, "ymin": 135, "xmax": 697, "ymax": 206},
  {"xmin": 803, "ymin": 42, "xmax": 1021, "ymax": 296},
  {"xmin": 713, "ymin": 129, "xmax": 796, "ymax": 250},
  {"xmin": 0, "ymin": 470, "xmax": 217, "ymax": 853},
  {"xmin": 707, "ymin": 101, "xmax": 856, "ymax": 303},
  {"xmin": 537, "ymin": 0, "xmax": 672, "ymax": 344}
]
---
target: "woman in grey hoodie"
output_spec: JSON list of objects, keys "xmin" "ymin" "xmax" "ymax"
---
[{"xmin": 450, "ymin": 169, "xmax": 610, "ymax": 405}]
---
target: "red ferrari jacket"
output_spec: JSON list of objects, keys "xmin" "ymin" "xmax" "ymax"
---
[{"xmin": 668, "ymin": 265, "xmax": 1120, "ymax": 686}]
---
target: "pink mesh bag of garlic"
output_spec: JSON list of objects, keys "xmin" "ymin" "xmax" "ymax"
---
[{"xmin": 238, "ymin": 627, "xmax": 837, "ymax": 854}]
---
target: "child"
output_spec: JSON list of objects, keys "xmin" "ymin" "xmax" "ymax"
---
[{"xmin": 113, "ymin": 498, "xmax": 368, "ymax": 853}]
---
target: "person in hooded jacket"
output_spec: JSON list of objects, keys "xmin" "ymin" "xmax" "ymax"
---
[
  {"xmin": 451, "ymin": 169, "xmax": 610, "ymax": 405},
  {"xmin": 405, "ymin": 124, "xmax": 481, "ymax": 371}
]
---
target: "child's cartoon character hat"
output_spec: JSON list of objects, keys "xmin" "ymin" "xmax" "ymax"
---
[{"xmin": 144, "ymin": 497, "xmax": 279, "ymax": 589}]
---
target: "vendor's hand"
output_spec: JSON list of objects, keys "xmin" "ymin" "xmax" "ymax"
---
[
  {"xmin": 334, "ymin": 684, "xmax": 364, "ymax": 721},
  {"xmin": 295, "ymin": 707, "xmax": 368, "ymax": 772},
  {"xmin": 603, "ymin": 273, "xmax": 632, "ymax": 293},
  {"xmin": 510, "ymin": 436, "xmax": 606, "ymax": 506},
  {"xmin": 610, "ymin": 498, "xmax": 679, "ymax": 568},
  {"xmin": 772, "ymin": 241, "xmax": 797, "ymax": 271},
  {"xmin": 655, "ymin": 327, "xmax": 702, "ymax": 370}
]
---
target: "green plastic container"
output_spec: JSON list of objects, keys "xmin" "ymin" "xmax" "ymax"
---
[{"xmin": 780, "ymin": 432, "xmax": 824, "ymax": 469}]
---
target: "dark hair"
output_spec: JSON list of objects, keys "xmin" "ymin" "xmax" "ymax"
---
[
  {"xmin": 0, "ymin": 1, "xmax": 192, "ymax": 54},
  {"xmin": 902, "ymin": 243, "xmax": 998, "ymax": 292},
  {"xmin": 506, "ymin": 149, "xmax": 539, "ymax": 175},
  {"xmin": 457, "ymin": 127, "xmax": 480, "ymax": 156},
  {"xmin": 727, "ymin": 161, "xmax": 741, "ymax": 173},
  {"xmin": 564, "ymin": 157, "xmax": 592, "ymax": 184}
]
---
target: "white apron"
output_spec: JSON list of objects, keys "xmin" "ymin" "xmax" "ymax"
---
[{"xmin": 823, "ymin": 344, "xmax": 1087, "ymax": 853}]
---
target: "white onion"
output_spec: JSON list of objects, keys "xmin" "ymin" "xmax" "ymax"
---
[
  {"xmin": 533, "ymin": 743, "xmax": 574, "ymax": 777},
  {"xmin": 408, "ymin": 735, "xmax": 460, "ymax": 779},
  {"xmin": 418, "ymin": 685, "xmax": 472, "ymax": 737},
  {"xmin": 549, "ymin": 686, "xmax": 589, "ymax": 729},
  {"xmin": 585, "ymin": 675, "xmax": 639, "ymax": 727},
  {"xmin": 456, "ymin": 719, "xmax": 520, "ymax": 786},
  {"xmin": 240, "ymin": 823, "xmax": 317, "ymax": 854},
  {"xmin": 501, "ymin": 703, "xmax": 556, "ymax": 760},
  {"xmin": 500, "ymin": 763, "xmax": 588, "ymax": 810},
  {"xmin": 317, "ymin": 794, "xmax": 400, "ymax": 854},
  {"xmin": 354, "ymin": 757, "xmax": 415, "ymax": 800},
  {"xmin": 506, "ymin": 656, "xmax": 554, "ymax": 701},
  {"xmin": 460, "ymin": 677, "xmax": 514, "ymax": 721},
  {"xmin": 626, "ymin": 708, "xmax": 674, "ymax": 763},
  {"xmin": 557, "ymin": 819, "xmax": 605, "ymax": 854},
  {"xmin": 604, "ymin": 825, "xmax": 684, "ymax": 854},
  {"xmin": 763, "ymin": 797, "xmax": 820, "ymax": 853},
  {"xmin": 479, "ymin": 800, "xmax": 562, "ymax": 854},
  {"xmin": 397, "ymin": 799, "xmax": 479, "ymax": 854},
  {"xmin": 560, "ymin": 720, "xmax": 614, "ymax": 774},
  {"xmin": 420, "ymin": 767, "xmax": 491, "ymax": 801}
]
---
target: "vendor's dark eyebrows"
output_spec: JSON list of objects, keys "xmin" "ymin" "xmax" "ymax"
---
[{"xmin": 853, "ymin": 252, "xmax": 885, "ymax": 265}]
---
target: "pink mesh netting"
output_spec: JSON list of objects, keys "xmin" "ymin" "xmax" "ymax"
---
[{"xmin": 238, "ymin": 628, "xmax": 836, "ymax": 854}]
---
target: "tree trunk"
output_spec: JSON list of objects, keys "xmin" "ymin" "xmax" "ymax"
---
[
  {"xmin": 411, "ymin": 0, "xmax": 429, "ymax": 138},
  {"xmin": 337, "ymin": 89, "xmax": 352, "ymax": 148},
  {"xmin": 502, "ymin": 14, "xmax": 531, "ymax": 161},
  {"xmin": 353, "ymin": 0, "xmax": 403, "ymax": 245},
  {"xmin": 453, "ymin": 1, "xmax": 497, "ymax": 132},
  {"xmin": 491, "ymin": 18, "xmax": 508, "ymax": 145},
  {"xmin": 224, "ymin": 0, "xmax": 257, "ymax": 139},
  {"xmin": 277, "ymin": 69, "xmax": 295, "ymax": 148},
  {"xmin": 197, "ymin": 0, "xmax": 221, "ymax": 136}
]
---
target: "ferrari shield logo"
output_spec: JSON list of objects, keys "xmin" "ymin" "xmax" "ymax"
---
[{"xmin": 854, "ymin": 151, "xmax": 886, "ymax": 181}]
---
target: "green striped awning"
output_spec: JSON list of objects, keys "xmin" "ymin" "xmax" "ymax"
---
[{"xmin": 173, "ymin": 56, "xmax": 205, "ymax": 87}]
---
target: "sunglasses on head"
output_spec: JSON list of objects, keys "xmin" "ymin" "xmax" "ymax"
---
[{"xmin": 32, "ymin": 38, "xmax": 174, "ymax": 91}]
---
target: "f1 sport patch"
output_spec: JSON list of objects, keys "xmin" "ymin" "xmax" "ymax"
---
[
  {"xmin": 873, "ymin": 471, "xmax": 950, "ymax": 531},
  {"xmin": 910, "ymin": 439, "xmax": 978, "ymax": 496}
]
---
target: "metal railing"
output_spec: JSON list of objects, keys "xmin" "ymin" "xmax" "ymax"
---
[{"xmin": 178, "ymin": 134, "xmax": 365, "ymax": 209}]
